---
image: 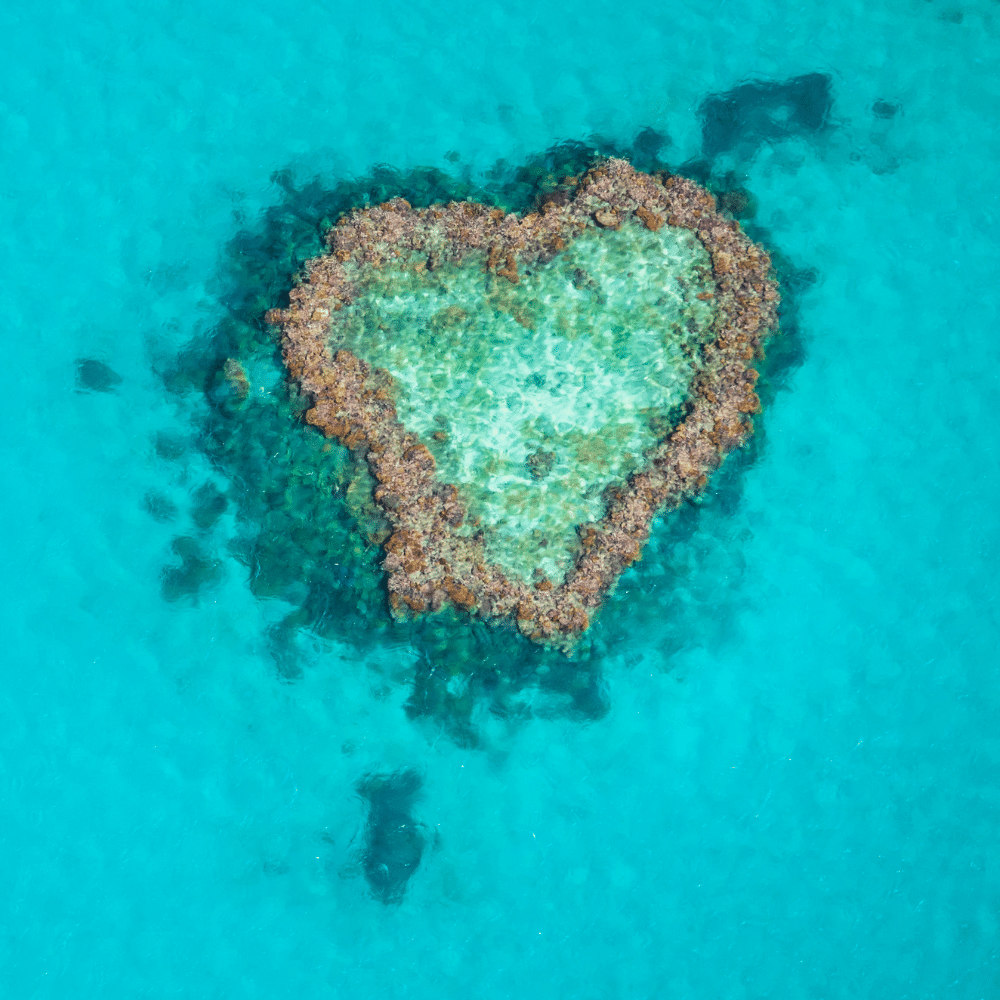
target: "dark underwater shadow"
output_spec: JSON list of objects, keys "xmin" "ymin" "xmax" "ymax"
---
[
  {"xmin": 356, "ymin": 769, "xmax": 427, "ymax": 905},
  {"xmin": 75, "ymin": 357, "xmax": 122, "ymax": 394},
  {"xmin": 697, "ymin": 72, "xmax": 835, "ymax": 165},
  {"xmin": 149, "ymin": 122, "xmax": 815, "ymax": 746}
]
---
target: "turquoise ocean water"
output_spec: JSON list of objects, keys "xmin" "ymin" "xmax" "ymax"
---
[{"xmin": 1, "ymin": 0, "xmax": 999, "ymax": 996}]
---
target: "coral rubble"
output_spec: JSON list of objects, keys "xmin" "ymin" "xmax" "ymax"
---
[{"xmin": 267, "ymin": 159, "xmax": 779, "ymax": 645}]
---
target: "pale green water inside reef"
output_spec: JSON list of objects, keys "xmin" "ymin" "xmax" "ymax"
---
[{"xmin": 332, "ymin": 221, "xmax": 717, "ymax": 582}]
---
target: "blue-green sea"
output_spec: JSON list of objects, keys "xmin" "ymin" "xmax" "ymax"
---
[{"xmin": 1, "ymin": 0, "xmax": 999, "ymax": 996}]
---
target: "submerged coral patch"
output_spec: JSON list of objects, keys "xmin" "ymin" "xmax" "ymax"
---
[
  {"xmin": 357, "ymin": 770, "xmax": 426, "ymax": 904},
  {"xmin": 268, "ymin": 159, "xmax": 779, "ymax": 645},
  {"xmin": 699, "ymin": 72, "xmax": 834, "ymax": 161},
  {"xmin": 75, "ymin": 358, "xmax": 122, "ymax": 394}
]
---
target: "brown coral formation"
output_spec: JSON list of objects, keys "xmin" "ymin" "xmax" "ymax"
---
[
  {"xmin": 266, "ymin": 159, "xmax": 779, "ymax": 645},
  {"xmin": 223, "ymin": 358, "xmax": 250, "ymax": 401}
]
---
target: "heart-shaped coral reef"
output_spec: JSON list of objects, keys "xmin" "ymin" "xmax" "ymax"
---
[{"xmin": 268, "ymin": 159, "xmax": 778, "ymax": 645}]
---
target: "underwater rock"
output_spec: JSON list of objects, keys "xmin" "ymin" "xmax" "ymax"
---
[
  {"xmin": 223, "ymin": 358, "xmax": 250, "ymax": 400},
  {"xmin": 143, "ymin": 490, "xmax": 178, "ymax": 523},
  {"xmin": 630, "ymin": 126, "xmax": 671, "ymax": 165},
  {"xmin": 267, "ymin": 159, "xmax": 779, "ymax": 645},
  {"xmin": 160, "ymin": 535, "xmax": 223, "ymax": 601},
  {"xmin": 872, "ymin": 99, "xmax": 901, "ymax": 120},
  {"xmin": 75, "ymin": 358, "xmax": 122, "ymax": 393},
  {"xmin": 190, "ymin": 481, "xmax": 228, "ymax": 531},
  {"xmin": 358, "ymin": 770, "xmax": 425, "ymax": 904},
  {"xmin": 526, "ymin": 449, "xmax": 556, "ymax": 480}
]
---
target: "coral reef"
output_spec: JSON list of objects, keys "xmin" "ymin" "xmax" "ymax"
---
[{"xmin": 266, "ymin": 159, "xmax": 779, "ymax": 645}]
